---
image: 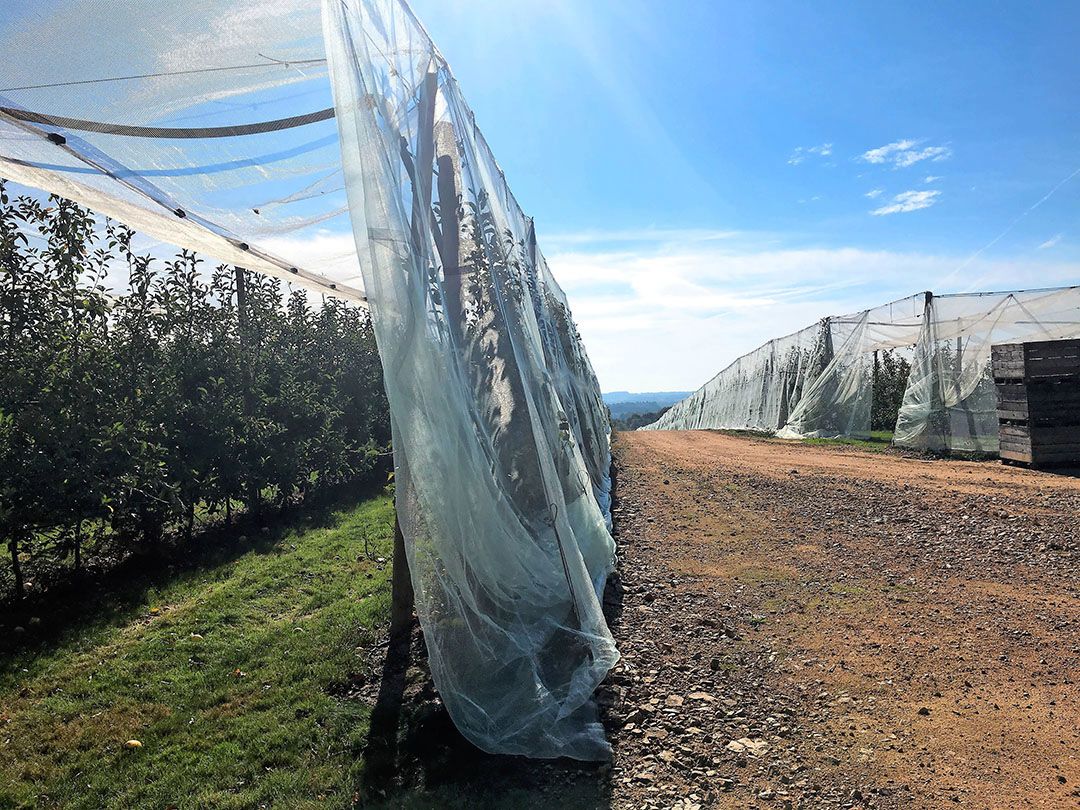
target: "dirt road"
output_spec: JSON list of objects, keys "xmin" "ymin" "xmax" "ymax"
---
[{"xmin": 600, "ymin": 430, "xmax": 1080, "ymax": 809}]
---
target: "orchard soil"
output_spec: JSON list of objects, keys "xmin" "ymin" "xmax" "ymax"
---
[{"xmin": 362, "ymin": 430, "xmax": 1080, "ymax": 809}]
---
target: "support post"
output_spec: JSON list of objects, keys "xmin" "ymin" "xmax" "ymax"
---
[
  {"xmin": 923, "ymin": 291, "xmax": 948, "ymax": 450},
  {"xmin": 435, "ymin": 122, "xmax": 463, "ymax": 327},
  {"xmin": 235, "ymin": 266, "xmax": 248, "ymax": 330},
  {"xmin": 389, "ymin": 514, "xmax": 414, "ymax": 639},
  {"xmin": 385, "ymin": 65, "xmax": 439, "ymax": 642}
]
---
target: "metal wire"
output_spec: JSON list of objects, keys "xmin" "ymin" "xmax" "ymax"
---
[{"xmin": 0, "ymin": 59, "xmax": 328, "ymax": 93}]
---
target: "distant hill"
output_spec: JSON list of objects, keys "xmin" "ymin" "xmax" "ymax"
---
[{"xmin": 602, "ymin": 391, "xmax": 691, "ymax": 420}]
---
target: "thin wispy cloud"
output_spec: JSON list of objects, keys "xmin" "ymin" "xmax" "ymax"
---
[
  {"xmin": 860, "ymin": 139, "xmax": 952, "ymax": 169},
  {"xmin": 543, "ymin": 227, "xmax": 739, "ymax": 249},
  {"xmin": 895, "ymin": 146, "xmax": 951, "ymax": 167},
  {"xmin": 788, "ymin": 143, "xmax": 833, "ymax": 165},
  {"xmin": 547, "ymin": 229, "xmax": 1080, "ymax": 390},
  {"xmin": 1038, "ymin": 233, "xmax": 1064, "ymax": 250},
  {"xmin": 870, "ymin": 189, "xmax": 941, "ymax": 216},
  {"xmin": 865, "ymin": 188, "xmax": 884, "ymax": 199},
  {"xmin": 924, "ymin": 175, "xmax": 942, "ymax": 184},
  {"xmin": 942, "ymin": 165, "xmax": 1080, "ymax": 288}
]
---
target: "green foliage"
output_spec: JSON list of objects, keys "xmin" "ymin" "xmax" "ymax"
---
[
  {"xmin": 871, "ymin": 349, "xmax": 912, "ymax": 432},
  {"xmin": 612, "ymin": 407, "xmax": 671, "ymax": 431},
  {"xmin": 800, "ymin": 430, "xmax": 894, "ymax": 452},
  {"xmin": 0, "ymin": 184, "xmax": 389, "ymax": 602}
]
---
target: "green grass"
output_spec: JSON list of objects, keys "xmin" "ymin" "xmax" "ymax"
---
[
  {"xmin": 711, "ymin": 428, "xmax": 895, "ymax": 452},
  {"xmin": 799, "ymin": 430, "xmax": 894, "ymax": 452},
  {"xmin": 0, "ymin": 495, "xmax": 397, "ymax": 809}
]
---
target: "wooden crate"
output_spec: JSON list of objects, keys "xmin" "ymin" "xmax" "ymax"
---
[{"xmin": 992, "ymin": 339, "xmax": 1080, "ymax": 467}]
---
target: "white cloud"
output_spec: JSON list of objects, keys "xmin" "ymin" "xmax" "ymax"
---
[
  {"xmin": 1038, "ymin": 233, "xmax": 1064, "ymax": 250},
  {"xmin": 788, "ymin": 143, "xmax": 833, "ymax": 165},
  {"xmin": 543, "ymin": 227, "xmax": 739, "ymax": 250},
  {"xmin": 860, "ymin": 140, "xmax": 952, "ymax": 169},
  {"xmin": 860, "ymin": 139, "xmax": 918, "ymax": 164},
  {"xmin": 894, "ymin": 146, "xmax": 951, "ymax": 167},
  {"xmin": 865, "ymin": 188, "xmax": 884, "ymax": 199},
  {"xmin": 870, "ymin": 189, "xmax": 941, "ymax": 216},
  {"xmin": 259, "ymin": 231, "xmax": 365, "ymax": 290},
  {"xmin": 548, "ymin": 230, "xmax": 1080, "ymax": 390},
  {"xmin": 924, "ymin": 175, "xmax": 942, "ymax": 184}
]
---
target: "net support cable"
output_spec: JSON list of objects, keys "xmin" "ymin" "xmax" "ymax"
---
[
  {"xmin": 0, "ymin": 100, "xmax": 366, "ymax": 304},
  {"xmin": 0, "ymin": 106, "xmax": 337, "ymax": 139}
]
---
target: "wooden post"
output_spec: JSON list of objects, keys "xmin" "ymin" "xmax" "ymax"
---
[
  {"xmin": 8, "ymin": 534, "xmax": 23, "ymax": 601},
  {"xmin": 389, "ymin": 514, "xmax": 414, "ymax": 639},
  {"xmin": 435, "ymin": 121, "xmax": 463, "ymax": 328},
  {"xmin": 385, "ymin": 65, "xmax": 441, "ymax": 641},
  {"xmin": 235, "ymin": 266, "xmax": 248, "ymax": 330},
  {"xmin": 923, "ymin": 291, "xmax": 948, "ymax": 450},
  {"xmin": 871, "ymin": 349, "xmax": 880, "ymax": 431}
]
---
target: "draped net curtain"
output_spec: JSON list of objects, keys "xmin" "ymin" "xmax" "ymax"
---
[
  {"xmin": 0, "ymin": 0, "xmax": 618, "ymax": 760},
  {"xmin": 647, "ymin": 286, "xmax": 1080, "ymax": 455}
]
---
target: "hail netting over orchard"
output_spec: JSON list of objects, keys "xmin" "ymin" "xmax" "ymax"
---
[
  {"xmin": 644, "ymin": 286, "xmax": 1080, "ymax": 454},
  {"xmin": 0, "ymin": 1, "xmax": 618, "ymax": 760}
]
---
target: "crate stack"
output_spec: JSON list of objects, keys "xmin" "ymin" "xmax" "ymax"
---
[{"xmin": 991, "ymin": 338, "xmax": 1080, "ymax": 467}]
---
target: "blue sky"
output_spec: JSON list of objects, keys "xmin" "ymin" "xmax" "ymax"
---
[{"xmin": 411, "ymin": 0, "xmax": 1080, "ymax": 390}]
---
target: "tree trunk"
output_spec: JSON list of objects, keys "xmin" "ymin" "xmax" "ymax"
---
[
  {"xmin": 139, "ymin": 503, "xmax": 163, "ymax": 552},
  {"xmin": 73, "ymin": 520, "xmax": 82, "ymax": 573},
  {"xmin": 185, "ymin": 501, "xmax": 195, "ymax": 544},
  {"xmin": 235, "ymin": 266, "xmax": 260, "ymax": 516},
  {"xmin": 9, "ymin": 533, "xmax": 24, "ymax": 600}
]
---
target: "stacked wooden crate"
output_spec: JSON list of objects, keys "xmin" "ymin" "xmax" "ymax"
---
[{"xmin": 991, "ymin": 339, "xmax": 1080, "ymax": 467}]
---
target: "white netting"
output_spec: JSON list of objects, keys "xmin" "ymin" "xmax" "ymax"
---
[
  {"xmin": 896, "ymin": 287, "xmax": 1080, "ymax": 453},
  {"xmin": 0, "ymin": 4, "xmax": 358, "ymax": 299},
  {"xmin": 0, "ymin": 0, "xmax": 616, "ymax": 759},
  {"xmin": 325, "ymin": 0, "xmax": 616, "ymax": 758},
  {"xmin": 646, "ymin": 294, "xmax": 925, "ymax": 437},
  {"xmin": 647, "ymin": 287, "xmax": 1080, "ymax": 455}
]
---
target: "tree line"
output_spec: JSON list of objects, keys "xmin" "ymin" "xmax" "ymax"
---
[
  {"xmin": 611, "ymin": 407, "xmax": 672, "ymax": 432},
  {"xmin": 0, "ymin": 184, "xmax": 389, "ymax": 602}
]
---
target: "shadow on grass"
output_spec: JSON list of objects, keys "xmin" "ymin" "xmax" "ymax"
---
[{"xmin": 0, "ymin": 478, "xmax": 385, "ymax": 667}]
